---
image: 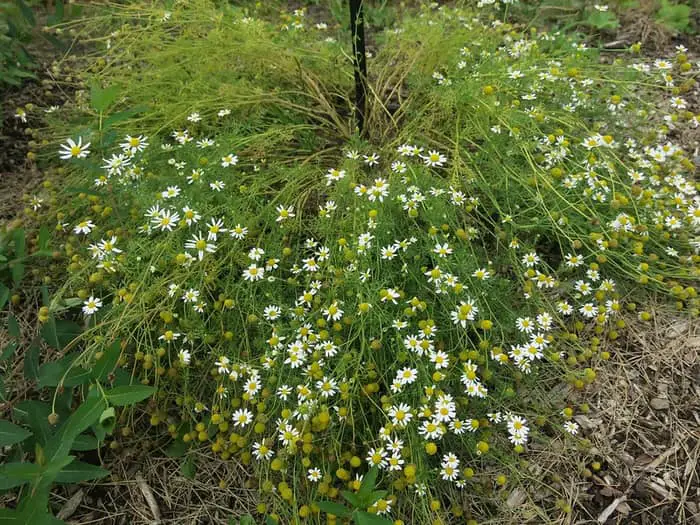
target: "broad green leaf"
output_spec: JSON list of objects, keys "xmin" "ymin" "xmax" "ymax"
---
[
  {"xmin": 358, "ymin": 466, "xmax": 379, "ymax": 503},
  {"xmin": 42, "ymin": 454, "xmax": 76, "ymax": 480},
  {"xmin": 54, "ymin": 386, "xmax": 75, "ymax": 419},
  {"xmin": 11, "ymin": 262, "xmax": 24, "ymax": 287},
  {"xmin": 23, "ymin": 343, "xmax": 40, "ymax": 380},
  {"xmin": 55, "ymin": 461, "xmax": 109, "ymax": 483},
  {"xmin": 165, "ymin": 438, "xmax": 188, "ymax": 458},
  {"xmin": 47, "ymin": 0, "xmax": 64, "ymax": 26},
  {"xmin": 354, "ymin": 511, "xmax": 393, "ymax": 525},
  {"xmin": 38, "ymin": 354, "xmax": 90, "ymax": 388},
  {"xmin": 239, "ymin": 516, "xmax": 255, "ymax": 525},
  {"xmin": 180, "ymin": 455, "xmax": 195, "ymax": 479},
  {"xmin": 585, "ymin": 10, "xmax": 619, "ymax": 30},
  {"xmin": 40, "ymin": 319, "xmax": 82, "ymax": 350},
  {"xmin": 63, "ymin": 298, "xmax": 84, "ymax": 308},
  {"xmin": 48, "ymin": 297, "xmax": 83, "ymax": 316},
  {"xmin": 13, "ymin": 228, "xmax": 25, "ymax": 258},
  {"xmin": 316, "ymin": 501, "xmax": 351, "ymax": 518},
  {"xmin": 112, "ymin": 367, "xmax": 134, "ymax": 387},
  {"xmin": 37, "ymin": 225, "xmax": 50, "ymax": 251},
  {"xmin": 341, "ymin": 490, "xmax": 362, "ymax": 509},
  {"xmin": 2, "ymin": 76, "xmax": 22, "ymax": 87},
  {"xmin": 7, "ymin": 66, "xmax": 36, "ymax": 79},
  {"xmin": 13, "ymin": 456, "xmax": 76, "ymax": 520},
  {"xmin": 13, "ymin": 400, "xmax": 52, "ymax": 446},
  {"xmin": 14, "ymin": 507, "xmax": 66, "ymax": 525},
  {"xmin": 0, "ymin": 508, "xmax": 21, "ymax": 521},
  {"xmin": 0, "ymin": 341, "xmax": 17, "ymax": 362},
  {"xmin": 103, "ymin": 105, "xmax": 149, "ymax": 129},
  {"xmin": 46, "ymin": 397, "xmax": 107, "ymax": 463},
  {"xmin": 103, "ymin": 385, "xmax": 156, "ymax": 406},
  {"xmin": 0, "ymin": 462, "xmax": 42, "ymax": 490},
  {"xmin": 0, "ymin": 420, "xmax": 32, "ymax": 447},
  {"xmin": 69, "ymin": 3, "xmax": 83, "ymax": 17},
  {"xmin": 72, "ymin": 434, "xmax": 99, "ymax": 451},
  {"xmin": 368, "ymin": 490, "xmax": 388, "ymax": 505},
  {"xmin": 37, "ymin": 362, "xmax": 75, "ymax": 388},
  {"xmin": 16, "ymin": 0, "xmax": 36, "ymax": 25},
  {"xmin": 7, "ymin": 314, "xmax": 20, "ymax": 338},
  {"xmin": 265, "ymin": 517, "xmax": 279, "ymax": 525},
  {"xmin": 63, "ymin": 367, "xmax": 92, "ymax": 387},
  {"xmin": 0, "ymin": 283, "xmax": 9, "ymax": 310},
  {"xmin": 656, "ymin": 1, "xmax": 690, "ymax": 32},
  {"xmin": 91, "ymin": 83, "xmax": 120, "ymax": 113},
  {"xmin": 41, "ymin": 285, "xmax": 50, "ymax": 307},
  {"xmin": 0, "ymin": 509, "xmax": 66, "ymax": 525},
  {"xmin": 91, "ymin": 341, "xmax": 122, "ymax": 381}
]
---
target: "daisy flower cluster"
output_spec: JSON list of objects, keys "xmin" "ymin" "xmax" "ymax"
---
[
  {"xmin": 28, "ymin": 2, "xmax": 698, "ymax": 523},
  {"xmin": 51, "ymin": 120, "xmax": 692, "ymax": 519}
]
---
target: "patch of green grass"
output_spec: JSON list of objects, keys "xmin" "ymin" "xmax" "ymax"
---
[{"xmin": 40, "ymin": 0, "xmax": 360, "ymax": 166}]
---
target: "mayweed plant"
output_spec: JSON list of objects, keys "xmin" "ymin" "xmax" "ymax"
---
[{"xmin": 12, "ymin": 0, "xmax": 698, "ymax": 523}]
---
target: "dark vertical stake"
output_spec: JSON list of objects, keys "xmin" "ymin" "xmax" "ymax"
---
[{"xmin": 349, "ymin": 0, "xmax": 368, "ymax": 136}]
